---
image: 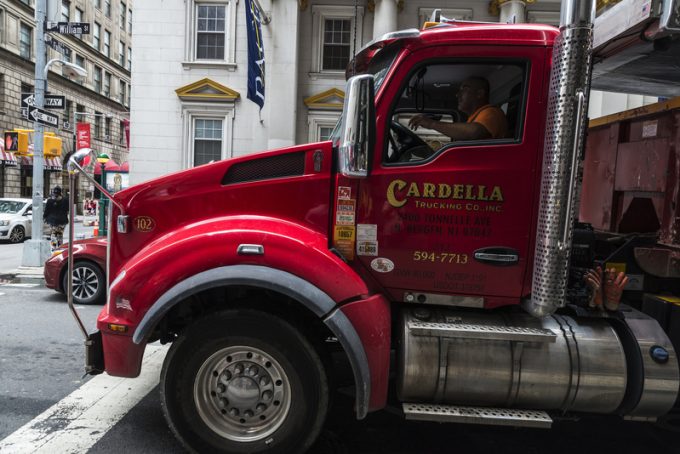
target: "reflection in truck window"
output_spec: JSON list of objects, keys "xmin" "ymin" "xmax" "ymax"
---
[{"xmin": 385, "ymin": 62, "xmax": 526, "ymax": 163}]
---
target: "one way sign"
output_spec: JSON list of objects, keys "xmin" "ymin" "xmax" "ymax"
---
[
  {"xmin": 28, "ymin": 106, "xmax": 59, "ymax": 128},
  {"xmin": 21, "ymin": 93, "xmax": 66, "ymax": 109}
]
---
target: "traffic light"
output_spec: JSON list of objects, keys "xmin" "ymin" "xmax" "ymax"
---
[
  {"xmin": 4, "ymin": 131, "xmax": 29, "ymax": 154},
  {"xmin": 43, "ymin": 135, "xmax": 62, "ymax": 157}
]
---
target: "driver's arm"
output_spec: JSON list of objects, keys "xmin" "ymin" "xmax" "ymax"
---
[{"xmin": 409, "ymin": 114, "xmax": 491, "ymax": 141}]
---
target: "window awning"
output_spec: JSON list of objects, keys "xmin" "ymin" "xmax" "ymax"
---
[
  {"xmin": 17, "ymin": 155, "xmax": 63, "ymax": 172},
  {"xmin": 0, "ymin": 150, "xmax": 18, "ymax": 167}
]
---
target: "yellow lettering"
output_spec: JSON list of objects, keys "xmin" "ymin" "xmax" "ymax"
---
[
  {"xmin": 438, "ymin": 184, "xmax": 451, "ymax": 198},
  {"xmin": 423, "ymin": 183, "xmax": 436, "ymax": 198},
  {"xmin": 465, "ymin": 185, "xmax": 476, "ymax": 200},
  {"xmin": 386, "ymin": 179, "xmax": 408, "ymax": 208},
  {"xmin": 452, "ymin": 185, "xmax": 464, "ymax": 199},
  {"xmin": 477, "ymin": 185, "xmax": 489, "ymax": 201},
  {"xmin": 406, "ymin": 182, "xmax": 421, "ymax": 198},
  {"xmin": 490, "ymin": 186, "xmax": 504, "ymax": 202}
]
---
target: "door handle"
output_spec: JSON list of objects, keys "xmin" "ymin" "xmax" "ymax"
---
[{"xmin": 473, "ymin": 247, "xmax": 519, "ymax": 266}]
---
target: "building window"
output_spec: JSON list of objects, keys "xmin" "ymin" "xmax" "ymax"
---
[
  {"xmin": 127, "ymin": 47, "xmax": 131, "ymax": 70},
  {"xmin": 184, "ymin": 1, "xmax": 236, "ymax": 66},
  {"xmin": 120, "ymin": 2, "xmax": 126, "ymax": 28},
  {"xmin": 93, "ymin": 66, "xmax": 102, "ymax": 93},
  {"xmin": 119, "ymin": 120, "xmax": 126, "ymax": 144},
  {"xmin": 322, "ymin": 19, "xmax": 351, "ymax": 71},
  {"xmin": 94, "ymin": 112, "xmax": 102, "ymax": 138},
  {"xmin": 105, "ymin": 117, "xmax": 111, "ymax": 140},
  {"xmin": 127, "ymin": 8, "xmax": 132, "ymax": 33},
  {"xmin": 104, "ymin": 72, "xmax": 111, "ymax": 97},
  {"xmin": 93, "ymin": 22, "xmax": 100, "ymax": 50},
  {"xmin": 104, "ymin": 30, "xmax": 110, "ymax": 57},
  {"xmin": 74, "ymin": 8, "xmax": 83, "ymax": 38},
  {"xmin": 307, "ymin": 112, "xmax": 341, "ymax": 143},
  {"xmin": 119, "ymin": 80, "xmax": 126, "ymax": 104},
  {"xmin": 311, "ymin": 6, "xmax": 364, "ymax": 75},
  {"xmin": 193, "ymin": 118, "xmax": 223, "ymax": 166},
  {"xmin": 61, "ymin": 1, "xmax": 70, "ymax": 22},
  {"xmin": 94, "ymin": 0, "xmax": 101, "ymax": 9},
  {"xmin": 196, "ymin": 4, "xmax": 226, "ymax": 60},
  {"xmin": 118, "ymin": 41, "xmax": 125, "ymax": 66},
  {"xmin": 20, "ymin": 168, "xmax": 32, "ymax": 197},
  {"xmin": 104, "ymin": 0, "xmax": 111, "ymax": 17},
  {"xmin": 19, "ymin": 23, "xmax": 32, "ymax": 59},
  {"xmin": 75, "ymin": 54, "xmax": 85, "ymax": 84},
  {"xmin": 63, "ymin": 100, "xmax": 72, "ymax": 129}
]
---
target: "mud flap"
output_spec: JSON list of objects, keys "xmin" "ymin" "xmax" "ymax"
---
[{"xmin": 85, "ymin": 331, "xmax": 105, "ymax": 375}]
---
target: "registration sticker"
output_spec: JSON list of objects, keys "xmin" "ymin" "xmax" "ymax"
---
[
  {"xmin": 336, "ymin": 200, "xmax": 356, "ymax": 226},
  {"xmin": 338, "ymin": 186, "xmax": 352, "ymax": 200},
  {"xmin": 357, "ymin": 241, "xmax": 378, "ymax": 256},
  {"xmin": 334, "ymin": 225, "xmax": 355, "ymax": 242},
  {"xmin": 357, "ymin": 224, "xmax": 377, "ymax": 241}
]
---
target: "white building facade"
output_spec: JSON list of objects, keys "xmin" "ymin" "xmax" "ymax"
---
[{"xmin": 130, "ymin": 0, "xmax": 656, "ymax": 184}]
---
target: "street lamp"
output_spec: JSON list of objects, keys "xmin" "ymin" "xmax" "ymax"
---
[
  {"xmin": 96, "ymin": 153, "xmax": 110, "ymax": 236},
  {"xmin": 22, "ymin": 55, "xmax": 87, "ymax": 267}
]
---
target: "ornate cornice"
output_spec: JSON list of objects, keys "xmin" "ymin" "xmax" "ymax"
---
[{"xmin": 175, "ymin": 78, "xmax": 240, "ymax": 102}]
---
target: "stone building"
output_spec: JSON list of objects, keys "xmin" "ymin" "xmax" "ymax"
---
[
  {"xmin": 0, "ymin": 0, "xmax": 132, "ymax": 200},
  {"xmin": 129, "ymin": 0, "xmax": 656, "ymax": 185}
]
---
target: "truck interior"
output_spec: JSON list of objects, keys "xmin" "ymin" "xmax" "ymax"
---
[{"xmin": 385, "ymin": 61, "xmax": 527, "ymax": 163}]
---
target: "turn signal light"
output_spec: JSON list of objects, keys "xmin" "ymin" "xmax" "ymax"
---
[{"xmin": 107, "ymin": 323, "xmax": 129, "ymax": 333}]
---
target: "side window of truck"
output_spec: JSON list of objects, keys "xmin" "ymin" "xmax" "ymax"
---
[{"xmin": 384, "ymin": 62, "xmax": 527, "ymax": 164}]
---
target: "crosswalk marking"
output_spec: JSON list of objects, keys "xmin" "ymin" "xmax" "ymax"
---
[
  {"xmin": 0, "ymin": 345, "xmax": 168, "ymax": 454},
  {"xmin": 0, "ymin": 283, "xmax": 40, "ymax": 288}
]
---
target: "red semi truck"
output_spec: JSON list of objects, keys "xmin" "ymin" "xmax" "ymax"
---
[{"xmin": 66, "ymin": 1, "xmax": 680, "ymax": 453}]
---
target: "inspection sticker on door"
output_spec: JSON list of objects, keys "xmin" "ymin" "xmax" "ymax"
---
[{"xmin": 356, "ymin": 224, "xmax": 378, "ymax": 256}]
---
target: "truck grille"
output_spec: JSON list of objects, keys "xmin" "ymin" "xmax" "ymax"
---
[{"xmin": 222, "ymin": 152, "xmax": 306, "ymax": 185}]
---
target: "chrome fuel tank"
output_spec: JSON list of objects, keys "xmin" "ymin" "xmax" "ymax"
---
[{"xmin": 397, "ymin": 307, "xmax": 679, "ymax": 417}]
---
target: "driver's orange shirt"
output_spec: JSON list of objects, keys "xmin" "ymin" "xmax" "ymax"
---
[{"xmin": 467, "ymin": 104, "xmax": 508, "ymax": 139}]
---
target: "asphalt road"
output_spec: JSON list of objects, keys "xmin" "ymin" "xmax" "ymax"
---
[{"xmin": 1, "ymin": 283, "xmax": 679, "ymax": 453}]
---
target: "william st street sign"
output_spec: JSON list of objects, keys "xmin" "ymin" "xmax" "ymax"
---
[
  {"xmin": 45, "ymin": 21, "xmax": 91, "ymax": 34},
  {"xmin": 28, "ymin": 106, "xmax": 59, "ymax": 128}
]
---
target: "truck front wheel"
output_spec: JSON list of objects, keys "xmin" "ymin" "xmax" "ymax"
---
[{"xmin": 160, "ymin": 309, "xmax": 329, "ymax": 454}]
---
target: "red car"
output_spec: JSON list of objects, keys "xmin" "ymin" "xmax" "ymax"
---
[{"xmin": 44, "ymin": 237, "xmax": 107, "ymax": 305}]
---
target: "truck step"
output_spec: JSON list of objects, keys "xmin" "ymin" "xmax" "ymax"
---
[
  {"xmin": 403, "ymin": 403, "xmax": 553, "ymax": 428},
  {"xmin": 407, "ymin": 320, "xmax": 556, "ymax": 343}
]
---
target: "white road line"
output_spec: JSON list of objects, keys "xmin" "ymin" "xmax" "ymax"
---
[
  {"xmin": 0, "ymin": 345, "xmax": 168, "ymax": 454},
  {"xmin": 0, "ymin": 283, "xmax": 40, "ymax": 288}
]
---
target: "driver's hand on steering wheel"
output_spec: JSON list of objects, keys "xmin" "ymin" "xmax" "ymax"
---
[{"xmin": 409, "ymin": 114, "xmax": 435, "ymax": 131}]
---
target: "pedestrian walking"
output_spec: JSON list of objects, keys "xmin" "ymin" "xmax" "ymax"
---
[{"xmin": 44, "ymin": 186, "xmax": 69, "ymax": 249}]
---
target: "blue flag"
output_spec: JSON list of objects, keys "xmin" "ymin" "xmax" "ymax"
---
[{"xmin": 246, "ymin": 0, "xmax": 265, "ymax": 110}]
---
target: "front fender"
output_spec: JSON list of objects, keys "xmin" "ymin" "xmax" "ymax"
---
[{"xmin": 108, "ymin": 216, "xmax": 369, "ymax": 326}]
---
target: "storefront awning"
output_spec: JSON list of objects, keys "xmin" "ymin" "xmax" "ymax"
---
[
  {"xmin": 0, "ymin": 150, "xmax": 18, "ymax": 167},
  {"xmin": 18, "ymin": 155, "xmax": 63, "ymax": 171}
]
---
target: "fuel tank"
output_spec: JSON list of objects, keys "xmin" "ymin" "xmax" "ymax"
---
[{"xmin": 397, "ymin": 307, "xmax": 679, "ymax": 417}]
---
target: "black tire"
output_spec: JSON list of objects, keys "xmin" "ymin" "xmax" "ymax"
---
[
  {"xmin": 9, "ymin": 226, "xmax": 25, "ymax": 243},
  {"xmin": 161, "ymin": 309, "xmax": 329, "ymax": 454},
  {"xmin": 62, "ymin": 261, "xmax": 105, "ymax": 305}
]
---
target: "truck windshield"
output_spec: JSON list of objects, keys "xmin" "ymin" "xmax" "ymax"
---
[{"xmin": 330, "ymin": 42, "xmax": 401, "ymax": 145}]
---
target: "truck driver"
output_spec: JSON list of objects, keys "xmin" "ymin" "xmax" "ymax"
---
[{"xmin": 408, "ymin": 76, "xmax": 508, "ymax": 141}]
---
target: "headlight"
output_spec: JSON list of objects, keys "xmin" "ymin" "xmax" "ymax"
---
[
  {"xmin": 50, "ymin": 249, "xmax": 65, "ymax": 257},
  {"xmin": 0, "ymin": 220, "xmax": 9, "ymax": 226}
]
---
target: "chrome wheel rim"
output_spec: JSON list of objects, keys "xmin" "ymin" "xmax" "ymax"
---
[
  {"xmin": 10, "ymin": 227, "xmax": 24, "ymax": 243},
  {"xmin": 71, "ymin": 266, "xmax": 99, "ymax": 301},
  {"xmin": 194, "ymin": 345, "xmax": 291, "ymax": 442}
]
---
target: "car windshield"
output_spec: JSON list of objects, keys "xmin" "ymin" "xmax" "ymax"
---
[{"xmin": 0, "ymin": 201, "xmax": 26, "ymax": 214}]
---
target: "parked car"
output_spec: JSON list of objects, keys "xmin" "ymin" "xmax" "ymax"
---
[
  {"xmin": 44, "ymin": 237, "xmax": 107, "ymax": 305},
  {"xmin": 0, "ymin": 198, "xmax": 32, "ymax": 243}
]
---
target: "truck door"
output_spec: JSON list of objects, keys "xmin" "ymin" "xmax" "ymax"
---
[{"xmin": 354, "ymin": 46, "xmax": 547, "ymax": 307}]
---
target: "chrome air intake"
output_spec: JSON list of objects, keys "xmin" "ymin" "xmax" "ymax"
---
[{"xmin": 524, "ymin": 0, "xmax": 596, "ymax": 318}]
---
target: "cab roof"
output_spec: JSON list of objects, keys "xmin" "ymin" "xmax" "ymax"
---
[{"xmin": 417, "ymin": 22, "xmax": 559, "ymax": 47}]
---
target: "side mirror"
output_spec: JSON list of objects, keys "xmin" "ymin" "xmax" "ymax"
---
[{"xmin": 338, "ymin": 74, "xmax": 375, "ymax": 178}]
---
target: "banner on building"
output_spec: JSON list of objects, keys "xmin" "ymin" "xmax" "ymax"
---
[
  {"xmin": 76, "ymin": 122, "xmax": 91, "ymax": 150},
  {"xmin": 246, "ymin": 0, "xmax": 265, "ymax": 110}
]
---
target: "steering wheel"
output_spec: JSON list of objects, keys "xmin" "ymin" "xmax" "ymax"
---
[{"xmin": 388, "ymin": 121, "xmax": 431, "ymax": 162}]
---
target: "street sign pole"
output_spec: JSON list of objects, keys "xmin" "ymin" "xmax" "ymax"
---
[{"xmin": 22, "ymin": 0, "xmax": 51, "ymax": 267}]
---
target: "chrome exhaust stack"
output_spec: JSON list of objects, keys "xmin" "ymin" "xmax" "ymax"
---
[{"xmin": 524, "ymin": 0, "xmax": 596, "ymax": 318}]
